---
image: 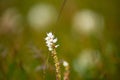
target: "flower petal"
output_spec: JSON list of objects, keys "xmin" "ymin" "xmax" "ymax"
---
[
  {"xmin": 55, "ymin": 45, "xmax": 59, "ymax": 48},
  {"xmin": 53, "ymin": 38, "xmax": 57, "ymax": 43},
  {"xmin": 48, "ymin": 47, "xmax": 53, "ymax": 51}
]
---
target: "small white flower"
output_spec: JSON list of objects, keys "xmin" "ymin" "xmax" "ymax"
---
[
  {"xmin": 45, "ymin": 32, "xmax": 59, "ymax": 51},
  {"xmin": 47, "ymin": 32, "xmax": 54, "ymax": 38},
  {"xmin": 63, "ymin": 61, "xmax": 69, "ymax": 67},
  {"xmin": 53, "ymin": 38, "xmax": 57, "ymax": 43},
  {"xmin": 49, "ymin": 47, "xmax": 53, "ymax": 51},
  {"xmin": 45, "ymin": 37, "xmax": 49, "ymax": 41}
]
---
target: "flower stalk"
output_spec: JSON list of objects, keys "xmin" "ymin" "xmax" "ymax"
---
[
  {"xmin": 63, "ymin": 61, "xmax": 70, "ymax": 80},
  {"xmin": 52, "ymin": 49, "xmax": 61, "ymax": 80},
  {"xmin": 45, "ymin": 32, "xmax": 61, "ymax": 80}
]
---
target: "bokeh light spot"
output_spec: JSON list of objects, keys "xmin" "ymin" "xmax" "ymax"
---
[{"xmin": 27, "ymin": 3, "xmax": 57, "ymax": 31}]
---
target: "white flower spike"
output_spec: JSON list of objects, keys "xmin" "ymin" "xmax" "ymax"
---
[{"xmin": 45, "ymin": 32, "xmax": 59, "ymax": 51}]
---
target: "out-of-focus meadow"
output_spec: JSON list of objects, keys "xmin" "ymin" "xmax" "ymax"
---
[{"xmin": 0, "ymin": 0, "xmax": 120, "ymax": 80}]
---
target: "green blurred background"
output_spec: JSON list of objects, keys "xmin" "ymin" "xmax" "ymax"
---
[{"xmin": 0, "ymin": 0, "xmax": 120, "ymax": 80}]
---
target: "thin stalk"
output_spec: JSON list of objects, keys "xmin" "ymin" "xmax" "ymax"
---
[
  {"xmin": 52, "ymin": 49, "xmax": 61, "ymax": 80},
  {"xmin": 56, "ymin": 0, "xmax": 67, "ymax": 23},
  {"xmin": 63, "ymin": 65, "xmax": 69, "ymax": 80}
]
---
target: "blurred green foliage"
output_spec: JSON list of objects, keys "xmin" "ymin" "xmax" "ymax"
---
[{"xmin": 0, "ymin": 0, "xmax": 120, "ymax": 80}]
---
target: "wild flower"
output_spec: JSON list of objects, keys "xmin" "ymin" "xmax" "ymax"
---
[
  {"xmin": 63, "ymin": 61, "xmax": 69, "ymax": 67},
  {"xmin": 45, "ymin": 32, "xmax": 59, "ymax": 51},
  {"xmin": 45, "ymin": 32, "xmax": 61, "ymax": 80}
]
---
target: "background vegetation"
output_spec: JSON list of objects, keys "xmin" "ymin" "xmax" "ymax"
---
[{"xmin": 0, "ymin": 0, "xmax": 120, "ymax": 80}]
